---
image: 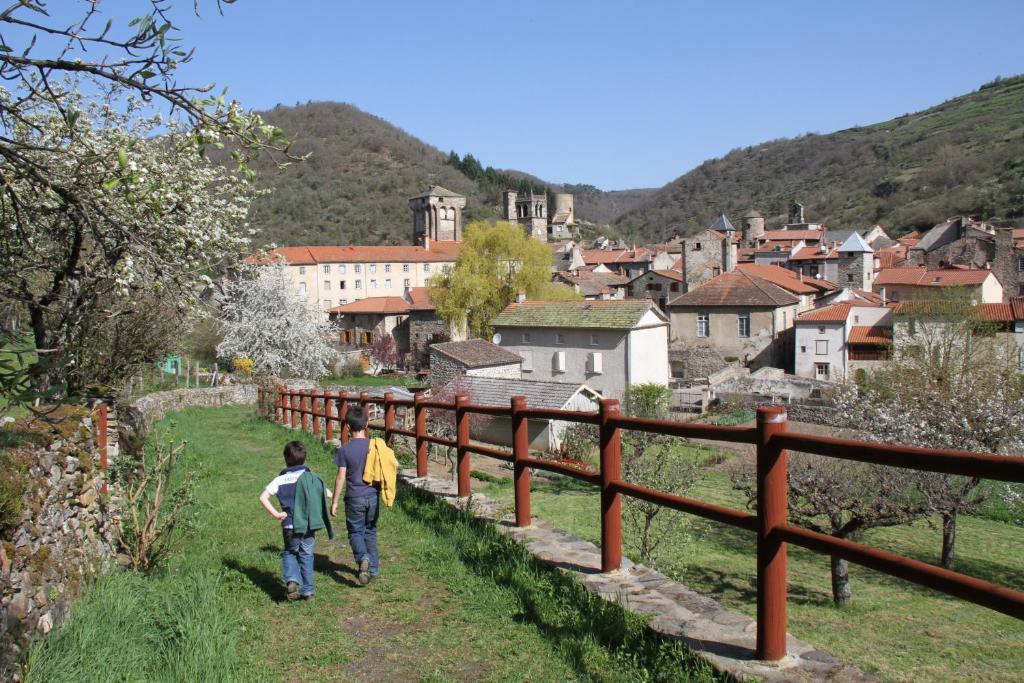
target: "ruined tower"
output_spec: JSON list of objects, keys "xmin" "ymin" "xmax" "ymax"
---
[
  {"xmin": 788, "ymin": 202, "xmax": 806, "ymax": 226},
  {"xmin": 410, "ymin": 185, "xmax": 467, "ymax": 247},
  {"xmin": 741, "ymin": 209, "xmax": 765, "ymax": 245}
]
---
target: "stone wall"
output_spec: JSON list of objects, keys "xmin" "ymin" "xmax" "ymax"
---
[
  {"xmin": 1, "ymin": 408, "xmax": 114, "ymax": 677},
  {"xmin": 668, "ymin": 344, "xmax": 729, "ymax": 381},
  {"xmin": 120, "ymin": 385, "xmax": 257, "ymax": 441}
]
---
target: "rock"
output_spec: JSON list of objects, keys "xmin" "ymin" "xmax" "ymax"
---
[
  {"xmin": 64, "ymin": 455, "xmax": 80, "ymax": 473},
  {"xmin": 49, "ymin": 439, "xmax": 63, "ymax": 452},
  {"xmin": 78, "ymin": 488, "xmax": 98, "ymax": 508},
  {"xmin": 34, "ymin": 587, "xmax": 47, "ymax": 608},
  {"xmin": 0, "ymin": 545, "xmax": 9, "ymax": 579},
  {"xmin": 115, "ymin": 553, "xmax": 132, "ymax": 567}
]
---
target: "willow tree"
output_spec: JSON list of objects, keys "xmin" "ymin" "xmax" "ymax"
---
[{"xmin": 430, "ymin": 221, "xmax": 580, "ymax": 339}]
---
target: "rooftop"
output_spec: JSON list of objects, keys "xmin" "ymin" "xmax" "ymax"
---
[
  {"xmin": 875, "ymin": 267, "xmax": 993, "ymax": 287},
  {"xmin": 441, "ymin": 375, "xmax": 598, "ymax": 410},
  {"xmin": 848, "ymin": 325, "xmax": 892, "ymax": 345},
  {"xmin": 430, "ymin": 340, "xmax": 522, "ymax": 368},
  {"xmin": 409, "ymin": 184, "xmax": 465, "ymax": 200},
  {"xmin": 580, "ymin": 248, "xmax": 651, "ymax": 265},
  {"xmin": 669, "ymin": 270, "xmax": 799, "ymax": 308},
  {"xmin": 491, "ymin": 299, "xmax": 660, "ymax": 330},
  {"xmin": 260, "ymin": 242, "xmax": 461, "ymax": 266},
  {"xmin": 329, "ymin": 296, "xmax": 409, "ymax": 315},
  {"xmin": 735, "ymin": 263, "xmax": 835, "ymax": 294}
]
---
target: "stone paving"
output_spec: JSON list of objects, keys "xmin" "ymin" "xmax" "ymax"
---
[{"xmin": 400, "ymin": 469, "xmax": 875, "ymax": 682}]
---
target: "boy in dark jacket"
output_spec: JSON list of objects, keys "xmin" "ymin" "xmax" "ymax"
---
[{"xmin": 259, "ymin": 441, "xmax": 332, "ymax": 601}]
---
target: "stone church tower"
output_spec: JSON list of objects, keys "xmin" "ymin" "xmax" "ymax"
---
[
  {"xmin": 410, "ymin": 185, "xmax": 467, "ymax": 247},
  {"xmin": 502, "ymin": 189, "xmax": 548, "ymax": 241}
]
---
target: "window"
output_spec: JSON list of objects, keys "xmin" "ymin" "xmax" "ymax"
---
[
  {"xmin": 354, "ymin": 264, "xmax": 362, "ymax": 273},
  {"xmin": 355, "ymin": 279, "xmax": 362, "ymax": 289},
  {"xmin": 815, "ymin": 362, "xmax": 830, "ymax": 380},
  {"xmin": 339, "ymin": 265, "xmax": 346, "ymax": 274},
  {"xmin": 521, "ymin": 332, "xmax": 532, "ymax": 343},
  {"xmin": 712, "ymin": 267, "xmax": 721, "ymax": 277},
  {"xmin": 370, "ymin": 279, "xmax": 378, "ymax": 289},
  {"xmin": 783, "ymin": 311, "xmax": 788, "ymax": 328},
  {"xmin": 424, "ymin": 263, "xmax": 431, "ymax": 273},
  {"xmin": 369, "ymin": 264, "xmax": 377, "ymax": 274},
  {"xmin": 403, "ymin": 278, "xmax": 410, "ymax": 287},
  {"xmin": 818, "ymin": 326, "xmax": 826, "ymax": 334},
  {"xmin": 403, "ymin": 264, "xmax": 410, "ymax": 273},
  {"xmin": 589, "ymin": 334, "xmax": 599, "ymax": 346},
  {"xmin": 339, "ymin": 299, "xmax": 347, "ymax": 306},
  {"xmin": 800, "ymin": 345, "xmax": 807, "ymax": 353},
  {"xmin": 587, "ymin": 352, "xmax": 603, "ymax": 374},
  {"xmin": 853, "ymin": 315, "xmax": 860, "ymax": 324},
  {"xmin": 815, "ymin": 340, "xmax": 829, "ymax": 355},
  {"xmin": 298, "ymin": 282, "xmax": 307, "ymax": 296},
  {"xmin": 670, "ymin": 283, "xmax": 679, "ymax": 292},
  {"xmin": 697, "ymin": 313, "xmax": 710, "ymax": 338},
  {"xmin": 737, "ymin": 312, "xmax": 750, "ymax": 338},
  {"xmin": 385, "ymin": 279, "xmax": 391, "ymax": 289},
  {"xmin": 323, "ymin": 264, "xmax": 331, "ymax": 274},
  {"xmin": 1019, "ymin": 283, "xmax": 1024, "ymax": 296},
  {"xmin": 339, "ymin": 281, "xmax": 346, "ymax": 289},
  {"xmin": 298, "ymin": 266, "xmax": 306, "ymax": 275},
  {"xmin": 552, "ymin": 351, "xmax": 566, "ymax": 373},
  {"xmin": 693, "ymin": 243, "xmax": 703, "ymax": 251},
  {"xmin": 555, "ymin": 333, "xmax": 565, "ymax": 345},
  {"xmin": 385, "ymin": 264, "xmax": 391, "ymax": 273}
]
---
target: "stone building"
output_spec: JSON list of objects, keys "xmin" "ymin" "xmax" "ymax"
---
[
  {"xmin": 625, "ymin": 269, "xmax": 684, "ymax": 312},
  {"xmin": 835, "ymin": 232, "xmax": 875, "ymax": 291},
  {"xmin": 428, "ymin": 339, "xmax": 523, "ymax": 391},
  {"xmin": 502, "ymin": 189, "xmax": 548, "ymax": 241},
  {"xmin": 741, "ymin": 209, "xmax": 765, "ymax": 245},
  {"xmin": 680, "ymin": 215, "xmax": 738, "ymax": 291},
  {"xmin": 410, "ymin": 185, "xmax": 467, "ymax": 246},
  {"xmin": 874, "ymin": 267, "xmax": 1003, "ymax": 304},
  {"xmin": 992, "ymin": 227, "xmax": 1024, "ymax": 299},
  {"xmin": 405, "ymin": 287, "xmax": 454, "ymax": 364},
  {"xmin": 794, "ymin": 302, "xmax": 892, "ymax": 382}
]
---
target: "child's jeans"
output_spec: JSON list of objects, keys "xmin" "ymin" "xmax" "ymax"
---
[
  {"xmin": 345, "ymin": 494, "xmax": 380, "ymax": 576},
  {"xmin": 282, "ymin": 528, "xmax": 315, "ymax": 596}
]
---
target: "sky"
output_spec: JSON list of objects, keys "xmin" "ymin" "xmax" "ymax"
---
[{"xmin": 59, "ymin": 1, "xmax": 1024, "ymax": 189}]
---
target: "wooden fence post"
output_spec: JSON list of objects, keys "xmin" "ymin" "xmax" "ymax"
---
[
  {"xmin": 756, "ymin": 405, "xmax": 789, "ymax": 662},
  {"xmin": 414, "ymin": 393, "xmax": 427, "ymax": 477},
  {"xmin": 291, "ymin": 391, "xmax": 300, "ymax": 429},
  {"xmin": 338, "ymin": 390, "xmax": 350, "ymax": 443},
  {"xmin": 455, "ymin": 394, "xmax": 470, "ymax": 498},
  {"xmin": 599, "ymin": 398, "xmax": 622, "ymax": 573},
  {"xmin": 312, "ymin": 390, "xmax": 322, "ymax": 437},
  {"xmin": 280, "ymin": 387, "xmax": 288, "ymax": 426},
  {"xmin": 383, "ymin": 392, "xmax": 395, "ymax": 446},
  {"xmin": 299, "ymin": 391, "xmax": 309, "ymax": 433},
  {"xmin": 325, "ymin": 390, "xmax": 335, "ymax": 441},
  {"xmin": 360, "ymin": 391, "xmax": 370, "ymax": 429},
  {"xmin": 511, "ymin": 395, "xmax": 530, "ymax": 527}
]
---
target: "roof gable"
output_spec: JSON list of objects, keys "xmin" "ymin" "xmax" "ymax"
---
[
  {"xmin": 838, "ymin": 232, "xmax": 873, "ymax": 253},
  {"xmin": 669, "ymin": 270, "xmax": 799, "ymax": 308}
]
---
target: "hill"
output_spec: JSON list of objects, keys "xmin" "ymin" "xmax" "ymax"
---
[
  {"xmin": 246, "ymin": 102, "xmax": 653, "ymax": 247},
  {"xmin": 614, "ymin": 75, "xmax": 1024, "ymax": 240}
]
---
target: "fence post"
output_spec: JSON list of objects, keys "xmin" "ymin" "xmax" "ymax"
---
[
  {"xmin": 325, "ymin": 390, "xmax": 335, "ymax": 442},
  {"xmin": 291, "ymin": 391, "xmax": 300, "ymax": 429},
  {"xmin": 97, "ymin": 401, "xmax": 109, "ymax": 495},
  {"xmin": 360, "ymin": 391, "xmax": 370, "ymax": 431},
  {"xmin": 455, "ymin": 394, "xmax": 471, "ymax": 498},
  {"xmin": 383, "ymin": 392, "xmax": 395, "ymax": 446},
  {"xmin": 300, "ymin": 391, "xmax": 309, "ymax": 433},
  {"xmin": 338, "ymin": 390, "xmax": 350, "ymax": 443},
  {"xmin": 511, "ymin": 395, "xmax": 531, "ymax": 527},
  {"xmin": 280, "ymin": 387, "xmax": 288, "ymax": 426},
  {"xmin": 312, "ymin": 390, "xmax": 322, "ymax": 437},
  {"xmin": 599, "ymin": 398, "xmax": 622, "ymax": 573},
  {"xmin": 756, "ymin": 405, "xmax": 789, "ymax": 662},
  {"xmin": 414, "ymin": 393, "xmax": 427, "ymax": 477}
]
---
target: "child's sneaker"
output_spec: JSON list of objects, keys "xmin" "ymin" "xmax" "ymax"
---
[
  {"xmin": 357, "ymin": 558, "xmax": 370, "ymax": 586},
  {"xmin": 286, "ymin": 581, "xmax": 300, "ymax": 601}
]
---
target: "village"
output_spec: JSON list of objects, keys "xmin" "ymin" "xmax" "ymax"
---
[{"xmin": 267, "ymin": 185, "xmax": 1024, "ymax": 446}]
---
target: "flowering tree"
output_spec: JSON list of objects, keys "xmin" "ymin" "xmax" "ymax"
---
[
  {"xmin": 834, "ymin": 298, "xmax": 1024, "ymax": 569},
  {"xmin": 0, "ymin": 93, "xmax": 254, "ymax": 403},
  {"xmin": 368, "ymin": 334, "xmax": 403, "ymax": 374},
  {"xmin": 217, "ymin": 265, "xmax": 336, "ymax": 381}
]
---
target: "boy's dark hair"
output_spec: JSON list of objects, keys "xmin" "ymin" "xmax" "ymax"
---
[
  {"xmin": 345, "ymin": 406, "xmax": 369, "ymax": 434},
  {"xmin": 283, "ymin": 441, "xmax": 306, "ymax": 467}
]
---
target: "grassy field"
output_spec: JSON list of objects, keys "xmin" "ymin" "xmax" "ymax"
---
[
  {"xmin": 475, "ymin": 466, "xmax": 1024, "ymax": 682},
  {"xmin": 26, "ymin": 406, "xmax": 717, "ymax": 682}
]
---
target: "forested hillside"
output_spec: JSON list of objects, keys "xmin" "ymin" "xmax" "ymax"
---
[{"xmin": 615, "ymin": 75, "xmax": 1024, "ymax": 239}]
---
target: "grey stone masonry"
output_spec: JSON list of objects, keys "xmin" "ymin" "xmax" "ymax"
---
[{"xmin": 399, "ymin": 469, "xmax": 874, "ymax": 682}]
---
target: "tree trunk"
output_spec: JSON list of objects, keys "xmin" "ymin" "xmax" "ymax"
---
[
  {"xmin": 830, "ymin": 556, "xmax": 852, "ymax": 607},
  {"xmin": 941, "ymin": 512, "xmax": 957, "ymax": 569}
]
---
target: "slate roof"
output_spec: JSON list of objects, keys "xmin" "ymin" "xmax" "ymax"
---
[
  {"xmin": 430, "ymin": 340, "xmax": 522, "ymax": 368},
  {"xmin": 710, "ymin": 213, "xmax": 735, "ymax": 232},
  {"xmin": 491, "ymin": 300, "xmax": 659, "ymax": 330},
  {"xmin": 409, "ymin": 185, "xmax": 464, "ymax": 199},
  {"xmin": 668, "ymin": 270, "xmax": 799, "ymax": 308},
  {"xmin": 837, "ymin": 232, "xmax": 873, "ymax": 253},
  {"xmin": 441, "ymin": 376, "xmax": 598, "ymax": 410}
]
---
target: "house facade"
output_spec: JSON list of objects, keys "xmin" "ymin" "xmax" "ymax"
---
[
  {"xmin": 874, "ymin": 267, "xmax": 1003, "ymax": 304},
  {"xmin": 626, "ymin": 269, "xmax": 684, "ymax": 312},
  {"xmin": 794, "ymin": 302, "xmax": 892, "ymax": 382},
  {"xmin": 490, "ymin": 299, "xmax": 669, "ymax": 399},
  {"xmin": 428, "ymin": 340, "xmax": 522, "ymax": 391}
]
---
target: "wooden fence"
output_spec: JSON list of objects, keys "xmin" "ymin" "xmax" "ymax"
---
[{"xmin": 262, "ymin": 385, "xmax": 1024, "ymax": 662}]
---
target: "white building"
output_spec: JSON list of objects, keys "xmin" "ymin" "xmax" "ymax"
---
[{"xmin": 794, "ymin": 302, "xmax": 892, "ymax": 382}]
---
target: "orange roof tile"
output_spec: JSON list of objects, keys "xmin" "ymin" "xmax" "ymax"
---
[
  {"xmin": 848, "ymin": 326, "xmax": 892, "ymax": 345},
  {"xmin": 761, "ymin": 229, "xmax": 824, "ymax": 241},
  {"xmin": 797, "ymin": 303, "xmax": 854, "ymax": 323},
  {"xmin": 580, "ymin": 248, "xmax": 651, "ymax": 265},
  {"xmin": 669, "ymin": 270, "xmax": 799, "ymax": 308},
  {"xmin": 735, "ymin": 263, "xmax": 835, "ymax": 294},
  {"xmin": 789, "ymin": 246, "xmax": 838, "ymax": 261},
  {"xmin": 329, "ymin": 297, "xmax": 410, "ymax": 315},
  {"xmin": 406, "ymin": 287, "xmax": 435, "ymax": 311},
  {"xmin": 649, "ymin": 270, "xmax": 685, "ymax": 282},
  {"xmin": 264, "ymin": 242, "xmax": 461, "ymax": 266},
  {"xmin": 1012, "ymin": 297, "xmax": 1024, "ymax": 320}
]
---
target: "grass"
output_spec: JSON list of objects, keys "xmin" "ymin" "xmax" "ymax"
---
[
  {"xmin": 321, "ymin": 374, "xmax": 424, "ymax": 388},
  {"xmin": 27, "ymin": 406, "xmax": 719, "ymax": 682},
  {"xmin": 476, "ymin": 467, "xmax": 1024, "ymax": 682}
]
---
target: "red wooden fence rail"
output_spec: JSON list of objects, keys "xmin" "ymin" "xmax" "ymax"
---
[{"xmin": 272, "ymin": 385, "xmax": 1024, "ymax": 662}]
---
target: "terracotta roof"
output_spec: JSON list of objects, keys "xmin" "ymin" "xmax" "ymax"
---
[
  {"xmin": 875, "ymin": 267, "xmax": 993, "ymax": 287},
  {"xmin": 736, "ymin": 247, "xmax": 756, "ymax": 263},
  {"xmin": 1012, "ymin": 297, "xmax": 1024, "ymax": 320},
  {"xmin": 328, "ymin": 296, "xmax": 409, "ymax": 315},
  {"xmin": 754, "ymin": 239, "xmax": 803, "ymax": 253},
  {"xmin": 761, "ymin": 229, "xmax": 824, "ymax": 241},
  {"xmin": 647, "ymin": 270, "xmax": 685, "ymax": 283},
  {"xmin": 735, "ymin": 263, "xmax": 834, "ymax": 294},
  {"xmin": 430, "ymin": 340, "xmax": 522, "ymax": 368},
  {"xmin": 406, "ymin": 287, "xmax": 435, "ymax": 311},
  {"xmin": 875, "ymin": 246, "xmax": 907, "ymax": 270},
  {"xmin": 975, "ymin": 303, "xmax": 1015, "ymax": 322},
  {"xmin": 893, "ymin": 301, "xmax": 1019, "ymax": 320},
  {"xmin": 441, "ymin": 376, "xmax": 597, "ymax": 411},
  {"xmin": 788, "ymin": 246, "xmax": 839, "ymax": 261},
  {"xmin": 409, "ymin": 185, "xmax": 464, "ymax": 199},
  {"xmin": 492, "ymin": 300, "xmax": 660, "ymax": 330},
  {"xmin": 555, "ymin": 270, "xmax": 629, "ymax": 297},
  {"xmin": 263, "ymin": 242, "xmax": 460, "ymax": 266},
  {"xmin": 669, "ymin": 270, "xmax": 799, "ymax": 308},
  {"xmin": 797, "ymin": 303, "xmax": 855, "ymax": 323},
  {"xmin": 848, "ymin": 326, "xmax": 892, "ymax": 345},
  {"xmin": 580, "ymin": 248, "xmax": 651, "ymax": 265}
]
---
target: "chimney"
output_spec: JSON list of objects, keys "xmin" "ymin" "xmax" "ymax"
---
[
  {"xmin": 515, "ymin": 291, "xmax": 526, "ymax": 304},
  {"xmin": 880, "ymin": 287, "xmax": 887, "ymax": 306}
]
